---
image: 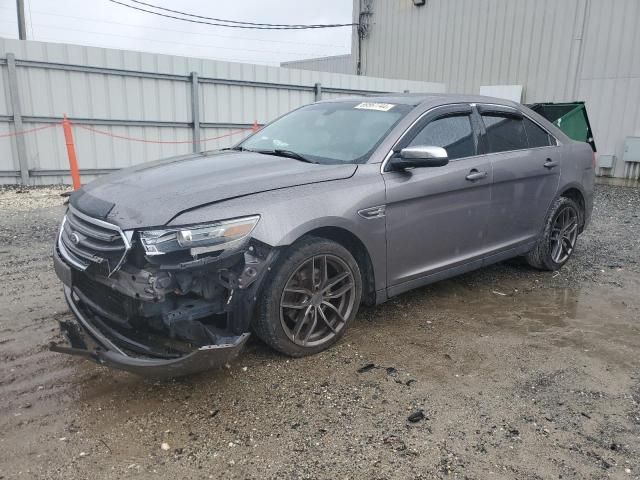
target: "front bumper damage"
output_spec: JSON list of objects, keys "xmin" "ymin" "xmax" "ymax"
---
[
  {"xmin": 51, "ymin": 236, "xmax": 277, "ymax": 378},
  {"xmin": 52, "ymin": 287, "xmax": 250, "ymax": 377}
]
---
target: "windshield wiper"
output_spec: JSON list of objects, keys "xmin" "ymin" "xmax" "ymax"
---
[
  {"xmin": 227, "ymin": 146, "xmax": 317, "ymax": 163},
  {"xmin": 250, "ymin": 149, "xmax": 316, "ymax": 164},
  {"xmin": 221, "ymin": 146, "xmax": 246, "ymax": 151},
  {"xmin": 272, "ymin": 149, "xmax": 316, "ymax": 163}
]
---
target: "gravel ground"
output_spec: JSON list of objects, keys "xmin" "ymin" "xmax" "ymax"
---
[
  {"xmin": 0, "ymin": 185, "xmax": 71, "ymax": 213},
  {"xmin": 0, "ymin": 183, "xmax": 639, "ymax": 480}
]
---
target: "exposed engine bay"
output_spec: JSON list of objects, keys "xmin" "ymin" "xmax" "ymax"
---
[
  {"xmin": 75, "ymin": 239, "xmax": 275, "ymax": 353},
  {"xmin": 52, "ymin": 204, "xmax": 279, "ymax": 376}
]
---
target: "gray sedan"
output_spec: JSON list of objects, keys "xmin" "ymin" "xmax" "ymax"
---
[{"xmin": 52, "ymin": 94, "xmax": 595, "ymax": 376}]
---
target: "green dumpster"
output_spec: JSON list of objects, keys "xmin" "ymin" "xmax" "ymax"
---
[{"xmin": 527, "ymin": 102, "xmax": 596, "ymax": 152}]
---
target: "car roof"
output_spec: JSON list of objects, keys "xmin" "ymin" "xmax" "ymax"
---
[
  {"xmin": 316, "ymin": 93, "xmax": 522, "ymax": 109},
  {"xmin": 314, "ymin": 93, "xmax": 570, "ymax": 143}
]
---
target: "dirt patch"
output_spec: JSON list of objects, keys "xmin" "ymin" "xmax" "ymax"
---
[{"xmin": 0, "ymin": 184, "xmax": 638, "ymax": 479}]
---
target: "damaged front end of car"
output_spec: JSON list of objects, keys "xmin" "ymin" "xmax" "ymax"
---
[{"xmin": 51, "ymin": 205, "xmax": 278, "ymax": 377}]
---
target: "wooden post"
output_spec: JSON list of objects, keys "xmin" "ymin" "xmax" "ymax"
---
[{"xmin": 62, "ymin": 114, "xmax": 81, "ymax": 190}]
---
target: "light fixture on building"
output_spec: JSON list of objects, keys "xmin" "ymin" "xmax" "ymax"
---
[{"xmin": 413, "ymin": 0, "xmax": 426, "ymax": 6}]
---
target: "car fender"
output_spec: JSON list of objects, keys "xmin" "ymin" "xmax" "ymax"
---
[{"xmin": 168, "ymin": 165, "xmax": 388, "ymax": 291}]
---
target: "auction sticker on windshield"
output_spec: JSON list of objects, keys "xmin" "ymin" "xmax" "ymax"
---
[{"xmin": 354, "ymin": 102, "xmax": 395, "ymax": 112}]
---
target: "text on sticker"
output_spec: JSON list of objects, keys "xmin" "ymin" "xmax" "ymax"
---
[{"xmin": 354, "ymin": 102, "xmax": 396, "ymax": 112}]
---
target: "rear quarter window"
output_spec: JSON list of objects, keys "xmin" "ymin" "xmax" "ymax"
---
[
  {"xmin": 481, "ymin": 114, "xmax": 528, "ymax": 153},
  {"xmin": 523, "ymin": 117, "xmax": 554, "ymax": 148}
]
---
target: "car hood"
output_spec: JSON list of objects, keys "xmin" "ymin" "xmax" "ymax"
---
[{"xmin": 70, "ymin": 150, "xmax": 357, "ymax": 229}]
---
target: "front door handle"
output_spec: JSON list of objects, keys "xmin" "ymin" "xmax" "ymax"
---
[
  {"xmin": 465, "ymin": 169, "xmax": 488, "ymax": 181},
  {"xmin": 544, "ymin": 159, "xmax": 558, "ymax": 169}
]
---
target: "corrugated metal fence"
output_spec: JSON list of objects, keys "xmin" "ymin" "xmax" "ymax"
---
[
  {"xmin": 281, "ymin": 54, "xmax": 355, "ymax": 75},
  {"xmin": 0, "ymin": 38, "xmax": 445, "ymax": 185}
]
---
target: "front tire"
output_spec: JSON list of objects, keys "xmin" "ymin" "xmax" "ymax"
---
[
  {"xmin": 526, "ymin": 196, "xmax": 582, "ymax": 271},
  {"xmin": 253, "ymin": 236, "xmax": 362, "ymax": 357}
]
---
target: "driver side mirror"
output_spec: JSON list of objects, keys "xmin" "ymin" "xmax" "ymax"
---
[{"xmin": 389, "ymin": 145, "xmax": 449, "ymax": 170}]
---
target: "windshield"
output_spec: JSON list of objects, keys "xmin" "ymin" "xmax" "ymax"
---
[{"xmin": 237, "ymin": 101, "xmax": 412, "ymax": 164}]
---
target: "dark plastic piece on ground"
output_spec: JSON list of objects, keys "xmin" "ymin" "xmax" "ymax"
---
[
  {"xmin": 357, "ymin": 363, "xmax": 377, "ymax": 373},
  {"xmin": 407, "ymin": 410, "xmax": 426, "ymax": 423}
]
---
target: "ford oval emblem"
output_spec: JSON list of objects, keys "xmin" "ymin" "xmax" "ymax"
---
[{"xmin": 69, "ymin": 232, "xmax": 81, "ymax": 245}]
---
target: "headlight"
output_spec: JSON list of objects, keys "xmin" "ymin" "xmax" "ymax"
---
[{"xmin": 138, "ymin": 215, "xmax": 260, "ymax": 256}]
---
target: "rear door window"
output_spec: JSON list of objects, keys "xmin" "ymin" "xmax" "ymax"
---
[
  {"xmin": 481, "ymin": 114, "xmax": 528, "ymax": 153},
  {"xmin": 523, "ymin": 117, "xmax": 554, "ymax": 148},
  {"xmin": 408, "ymin": 114, "xmax": 475, "ymax": 160}
]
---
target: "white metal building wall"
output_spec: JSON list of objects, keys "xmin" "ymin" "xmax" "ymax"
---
[
  {"xmin": 281, "ymin": 54, "xmax": 355, "ymax": 75},
  {"xmin": 0, "ymin": 38, "xmax": 445, "ymax": 185},
  {"xmin": 354, "ymin": 0, "xmax": 640, "ymax": 178},
  {"xmin": 577, "ymin": 0, "xmax": 640, "ymax": 178}
]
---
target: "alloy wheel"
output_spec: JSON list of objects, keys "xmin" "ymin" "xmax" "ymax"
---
[
  {"xmin": 550, "ymin": 205, "xmax": 579, "ymax": 264},
  {"xmin": 280, "ymin": 254, "xmax": 356, "ymax": 347}
]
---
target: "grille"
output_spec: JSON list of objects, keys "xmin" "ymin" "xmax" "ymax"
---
[
  {"xmin": 58, "ymin": 206, "xmax": 131, "ymax": 275},
  {"xmin": 74, "ymin": 271, "xmax": 137, "ymax": 321}
]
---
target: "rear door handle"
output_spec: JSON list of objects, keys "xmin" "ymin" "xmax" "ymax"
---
[
  {"xmin": 544, "ymin": 159, "xmax": 558, "ymax": 169},
  {"xmin": 465, "ymin": 169, "xmax": 488, "ymax": 181}
]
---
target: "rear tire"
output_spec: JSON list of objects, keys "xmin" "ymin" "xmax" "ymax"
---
[
  {"xmin": 526, "ymin": 196, "xmax": 582, "ymax": 271},
  {"xmin": 253, "ymin": 236, "xmax": 362, "ymax": 357}
]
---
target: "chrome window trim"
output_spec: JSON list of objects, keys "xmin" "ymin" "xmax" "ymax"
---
[
  {"xmin": 382, "ymin": 149, "xmax": 395, "ymax": 171},
  {"xmin": 469, "ymin": 144, "xmax": 560, "ymax": 159},
  {"xmin": 380, "ymin": 101, "xmax": 561, "ymax": 173},
  {"xmin": 59, "ymin": 206, "xmax": 133, "ymax": 275}
]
